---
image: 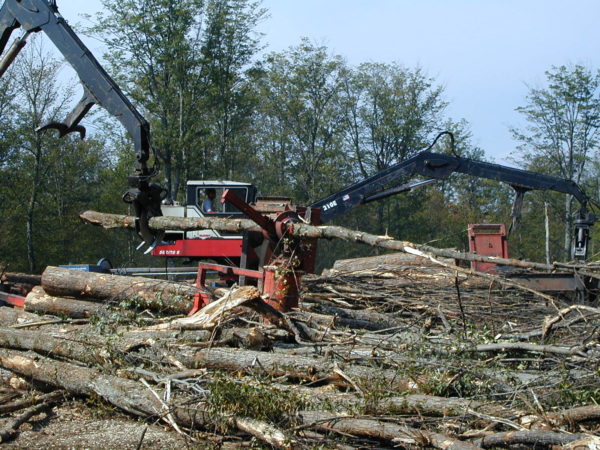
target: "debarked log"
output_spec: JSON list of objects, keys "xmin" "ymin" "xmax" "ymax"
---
[
  {"xmin": 25, "ymin": 286, "xmax": 109, "ymax": 319},
  {"xmin": 41, "ymin": 266, "xmax": 195, "ymax": 314}
]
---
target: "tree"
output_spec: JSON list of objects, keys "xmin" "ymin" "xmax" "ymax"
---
[
  {"xmin": 90, "ymin": 0, "xmax": 266, "ymax": 201},
  {"xmin": 11, "ymin": 39, "xmax": 73, "ymax": 272},
  {"xmin": 338, "ymin": 62, "xmax": 447, "ymax": 234},
  {"xmin": 198, "ymin": 0, "xmax": 267, "ymax": 180},
  {"xmin": 511, "ymin": 64, "xmax": 600, "ymax": 258},
  {"xmin": 254, "ymin": 39, "xmax": 350, "ymax": 202},
  {"xmin": 90, "ymin": 0, "xmax": 206, "ymax": 202}
]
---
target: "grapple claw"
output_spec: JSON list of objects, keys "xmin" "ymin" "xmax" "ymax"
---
[{"xmin": 123, "ymin": 180, "xmax": 167, "ymax": 247}]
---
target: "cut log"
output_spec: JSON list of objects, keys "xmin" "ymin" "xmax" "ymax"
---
[
  {"xmin": 25, "ymin": 286, "xmax": 109, "ymax": 319},
  {"xmin": 0, "ymin": 273, "xmax": 41, "ymax": 286},
  {"xmin": 331, "ymin": 252, "xmax": 456, "ymax": 273},
  {"xmin": 80, "ymin": 210, "xmax": 591, "ymax": 274},
  {"xmin": 299, "ymin": 410, "xmax": 479, "ymax": 449},
  {"xmin": 185, "ymin": 347, "xmax": 420, "ymax": 391},
  {"xmin": 41, "ymin": 266, "xmax": 195, "ymax": 314},
  {"xmin": 0, "ymin": 308, "xmax": 53, "ymax": 327},
  {"xmin": 479, "ymin": 430, "xmax": 589, "ymax": 448},
  {"xmin": 0, "ymin": 328, "xmax": 110, "ymax": 366},
  {"xmin": 0, "ymin": 349, "xmax": 204, "ymax": 428}
]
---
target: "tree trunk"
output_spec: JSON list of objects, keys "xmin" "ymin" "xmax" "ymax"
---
[
  {"xmin": 545, "ymin": 201, "xmax": 551, "ymax": 265},
  {"xmin": 26, "ymin": 141, "xmax": 43, "ymax": 273},
  {"xmin": 25, "ymin": 286, "xmax": 109, "ymax": 319},
  {"xmin": 564, "ymin": 195, "xmax": 573, "ymax": 259},
  {"xmin": 41, "ymin": 266, "xmax": 195, "ymax": 314}
]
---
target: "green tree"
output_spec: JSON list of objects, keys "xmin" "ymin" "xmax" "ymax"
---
[
  {"xmin": 90, "ymin": 0, "xmax": 206, "ymax": 202},
  {"xmin": 90, "ymin": 0, "xmax": 265, "ymax": 200},
  {"xmin": 11, "ymin": 40, "xmax": 73, "ymax": 271},
  {"xmin": 339, "ymin": 62, "xmax": 447, "ymax": 235},
  {"xmin": 511, "ymin": 64, "xmax": 600, "ymax": 259},
  {"xmin": 254, "ymin": 39, "xmax": 350, "ymax": 202},
  {"xmin": 198, "ymin": 0, "xmax": 267, "ymax": 180}
]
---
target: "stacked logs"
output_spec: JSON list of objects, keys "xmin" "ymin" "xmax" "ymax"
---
[{"xmin": 0, "ymin": 256, "xmax": 598, "ymax": 447}]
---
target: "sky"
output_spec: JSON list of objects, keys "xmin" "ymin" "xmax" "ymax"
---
[{"xmin": 52, "ymin": 0, "xmax": 600, "ymax": 165}]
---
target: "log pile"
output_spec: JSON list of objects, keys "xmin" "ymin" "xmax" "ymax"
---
[{"xmin": 0, "ymin": 254, "xmax": 599, "ymax": 448}]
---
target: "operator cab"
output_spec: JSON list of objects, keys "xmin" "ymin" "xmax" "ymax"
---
[
  {"xmin": 186, "ymin": 181, "xmax": 257, "ymax": 217},
  {"xmin": 159, "ymin": 181, "xmax": 257, "ymax": 242}
]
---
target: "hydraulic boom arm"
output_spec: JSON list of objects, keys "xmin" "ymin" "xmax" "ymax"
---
[
  {"xmin": 311, "ymin": 133, "xmax": 595, "ymax": 260},
  {"xmin": 0, "ymin": 0, "xmax": 164, "ymax": 247}
]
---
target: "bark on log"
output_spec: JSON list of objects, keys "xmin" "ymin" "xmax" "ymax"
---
[
  {"xmin": 474, "ymin": 342, "xmax": 585, "ymax": 357},
  {"xmin": 331, "ymin": 252, "xmax": 456, "ymax": 272},
  {"xmin": 551, "ymin": 405, "xmax": 600, "ymax": 426},
  {"xmin": 80, "ymin": 210, "xmax": 591, "ymax": 274},
  {"xmin": 479, "ymin": 430, "xmax": 589, "ymax": 448},
  {"xmin": 0, "ymin": 308, "xmax": 52, "ymax": 327},
  {"xmin": 185, "ymin": 347, "xmax": 420, "ymax": 391},
  {"xmin": 0, "ymin": 328, "xmax": 110, "ymax": 366},
  {"xmin": 25, "ymin": 286, "xmax": 109, "ymax": 319},
  {"xmin": 0, "ymin": 273, "xmax": 41, "ymax": 286},
  {"xmin": 41, "ymin": 266, "xmax": 195, "ymax": 314},
  {"xmin": 0, "ymin": 349, "xmax": 204, "ymax": 428},
  {"xmin": 299, "ymin": 410, "xmax": 479, "ymax": 449},
  {"xmin": 301, "ymin": 304, "xmax": 402, "ymax": 331}
]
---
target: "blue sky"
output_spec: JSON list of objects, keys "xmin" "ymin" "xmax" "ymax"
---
[{"xmin": 55, "ymin": 0, "xmax": 600, "ymax": 165}]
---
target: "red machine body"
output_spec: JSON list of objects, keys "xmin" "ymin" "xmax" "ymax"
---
[{"xmin": 468, "ymin": 224, "xmax": 508, "ymax": 273}]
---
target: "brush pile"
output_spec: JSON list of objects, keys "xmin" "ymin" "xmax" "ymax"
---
[{"xmin": 0, "ymin": 256, "xmax": 599, "ymax": 449}]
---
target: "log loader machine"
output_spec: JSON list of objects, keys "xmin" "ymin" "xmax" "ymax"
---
[
  {"xmin": 0, "ymin": 0, "xmax": 165, "ymax": 250},
  {"xmin": 1, "ymin": 0, "xmax": 597, "ymax": 311}
]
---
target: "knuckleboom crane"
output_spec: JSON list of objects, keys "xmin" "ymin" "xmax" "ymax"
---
[
  {"xmin": 0, "ymin": 1, "xmax": 595, "ymax": 291},
  {"xmin": 0, "ymin": 0, "xmax": 164, "ymax": 248}
]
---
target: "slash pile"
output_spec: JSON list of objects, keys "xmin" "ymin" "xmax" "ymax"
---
[{"xmin": 0, "ymin": 257, "xmax": 599, "ymax": 449}]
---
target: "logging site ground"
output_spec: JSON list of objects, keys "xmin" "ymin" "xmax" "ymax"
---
[{"xmin": 1, "ymin": 252, "xmax": 600, "ymax": 449}]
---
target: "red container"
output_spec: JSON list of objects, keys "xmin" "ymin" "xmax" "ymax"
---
[{"xmin": 468, "ymin": 224, "xmax": 508, "ymax": 273}]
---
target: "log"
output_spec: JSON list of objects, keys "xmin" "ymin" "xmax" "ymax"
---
[
  {"xmin": 80, "ymin": 210, "xmax": 589, "ymax": 273},
  {"xmin": 0, "ymin": 273, "xmax": 41, "ymax": 286},
  {"xmin": 479, "ymin": 430, "xmax": 589, "ymax": 448},
  {"xmin": 0, "ymin": 349, "xmax": 204, "ymax": 427},
  {"xmin": 41, "ymin": 266, "xmax": 195, "ymax": 314},
  {"xmin": 331, "ymin": 252, "xmax": 456, "ymax": 272},
  {"xmin": 473, "ymin": 342, "xmax": 585, "ymax": 357},
  {"xmin": 0, "ymin": 328, "xmax": 110, "ymax": 366},
  {"xmin": 25, "ymin": 286, "xmax": 109, "ymax": 319},
  {"xmin": 299, "ymin": 410, "xmax": 479, "ymax": 449},
  {"xmin": 0, "ymin": 308, "xmax": 53, "ymax": 327},
  {"xmin": 185, "ymin": 347, "xmax": 420, "ymax": 391}
]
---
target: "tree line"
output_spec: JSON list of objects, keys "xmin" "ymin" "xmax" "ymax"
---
[{"xmin": 0, "ymin": 0, "xmax": 599, "ymax": 273}]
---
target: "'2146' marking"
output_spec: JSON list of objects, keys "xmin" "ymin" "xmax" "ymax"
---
[{"xmin": 322, "ymin": 200, "xmax": 338, "ymax": 211}]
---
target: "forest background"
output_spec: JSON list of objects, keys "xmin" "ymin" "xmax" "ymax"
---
[{"xmin": 1, "ymin": 0, "xmax": 599, "ymax": 273}]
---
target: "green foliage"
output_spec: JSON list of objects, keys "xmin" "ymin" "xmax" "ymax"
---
[
  {"xmin": 1, "ymin": 2, "xmax": 597, "ymax": 272},
  {"xmin": 512, "ymin": 64, "xmax": 600, "ymax": 259},
  {"xmin": 207, "ymin": 378, "xmax": 305, "ymax": 431}
]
